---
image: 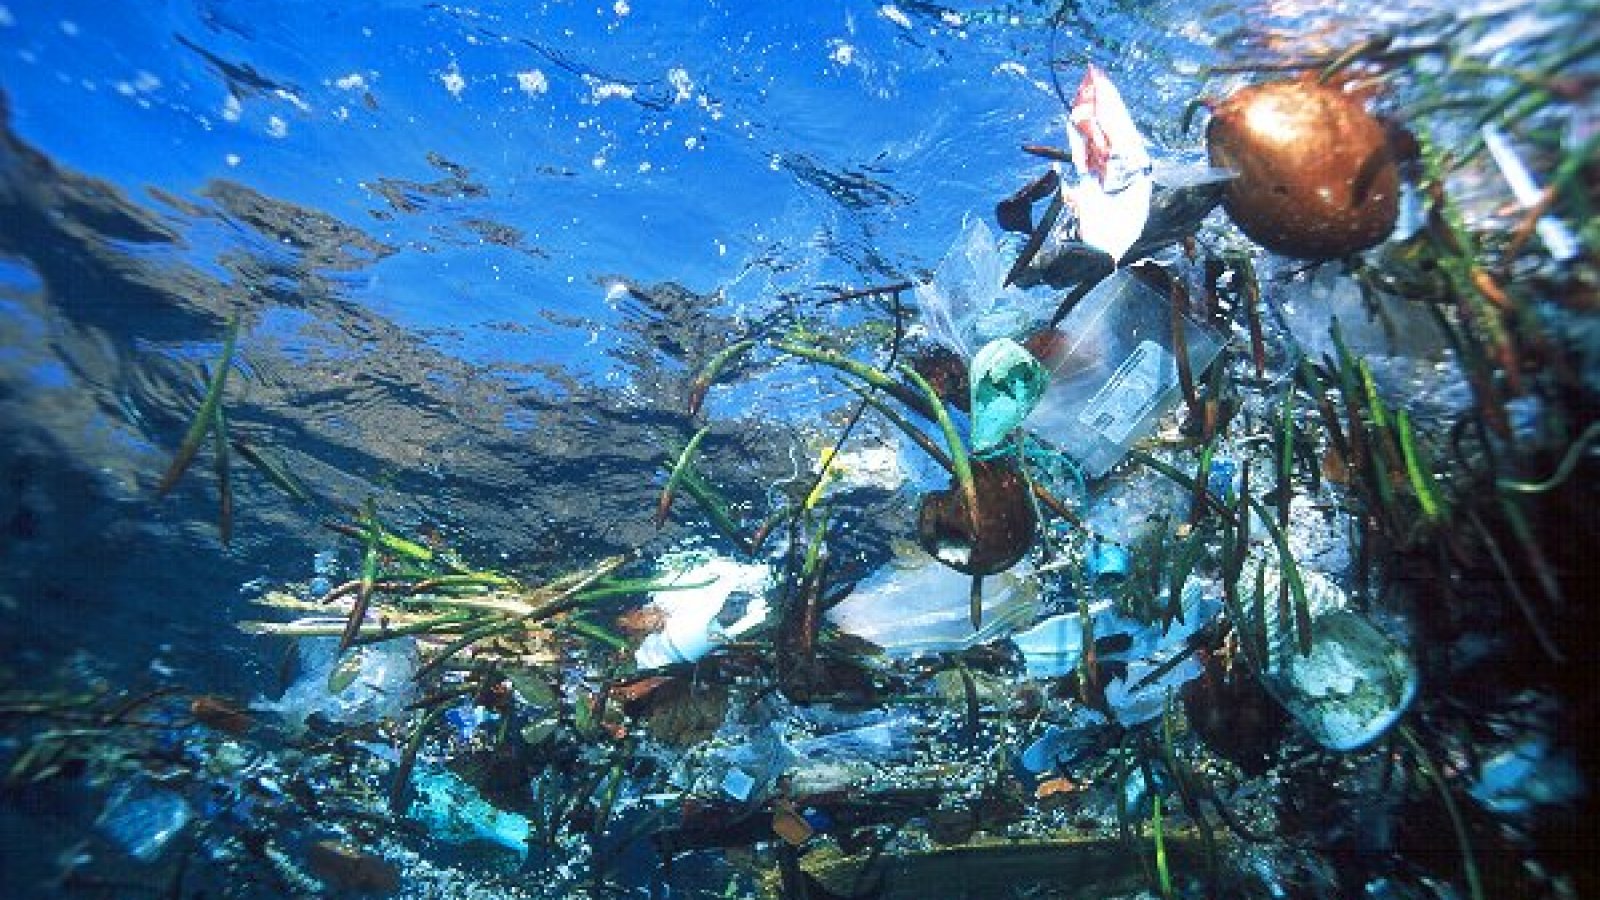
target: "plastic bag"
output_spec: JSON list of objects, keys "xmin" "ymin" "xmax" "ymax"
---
[
  {"xmin": 634, "ymin": 550, "xmax": 772, "ymax": 670},
  {"xmin": 1026, "ymin": 269, "xmax": 1222, "ymax": 476},
  {"xmin": 825, "ymin": 544, "xmax": 1038, "ymax": 656},
  {"xmin": 1062, "ymin": 65, "xmax": 1153, "ymax": 264},
  {"xmin": 969, "ymin": 337, "xmax": 1049, "ymax": 457},
  {"xmin": 915, "ymin": 218, "xmax": 1057, "ymax": 359},
  {"xmin": 255, "ymin": 637, "xmax": 420, "ymax": 731}
]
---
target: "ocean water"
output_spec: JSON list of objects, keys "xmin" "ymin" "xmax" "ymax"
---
[{"xmin": 1, "ymin": 1, "xmax": 1595, "ymax": 898}]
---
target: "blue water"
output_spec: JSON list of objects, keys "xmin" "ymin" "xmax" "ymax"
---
[
  {"xmin": 2, "ymin": 1, "xmax": 1593, "ymax": 898},
  {"xmin": 0, "ymin": 0, "xmax": 1231, "ymax": 684}
]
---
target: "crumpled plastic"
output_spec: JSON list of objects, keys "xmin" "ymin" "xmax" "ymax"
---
[
  {"xmin": 96, "ymin": 781, "xmax": 194, "ymax": 862},
  {"xmin": 255, "ymin": 637, "xmax": 420, "ymax": 731},
  {"xmin": 1010, "ymin": 585, "xmax": 1223, "ymax": 726},
  {"xmin": 915, "ymin": 217, "xmax": 1058, "ymax": 360},
  {"xmin": 1062, "ymin": 64, "xmax": 1153, "ymax": 264},
  {"xmin": 634, "ymin": 550, "xmax": 772, "ymax": 670},
  {"xmin": 825, "ymin": 546, "xmax": 1038, "ymax": 656},
  {"xmin": 969, "ymin": 337, "xmax": 1049, "ymax": 457}
]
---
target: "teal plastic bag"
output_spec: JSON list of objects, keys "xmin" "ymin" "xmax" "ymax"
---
[{"xmin": 969, "ymin": 337, "xmax": 1048, "ymax": 457}]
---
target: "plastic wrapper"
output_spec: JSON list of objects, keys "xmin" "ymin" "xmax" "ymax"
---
[
  {"xmin": 914, "ymin": 218, "xmax": 1058, "ymax": 359},
  {"xmin": 96, "ymin": 781, "xmax": 193, "ymax": 862},
  {"xmin": 1027, "ymin": 269, "xmax": 1222, "ymax": 476},
  {"xmin": 826, "ymin": 547, "xmax": 1038, "ymax": 656},
  {"xmin": 1011, "ymin": 614, "xmax": 1085, "ymax": 679},
  {"xmin": 255, "ymin": 636, "xmax": 420, "ymax": 730}
]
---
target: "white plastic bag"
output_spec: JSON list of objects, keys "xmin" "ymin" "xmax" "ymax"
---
[{"xmin": 1061, "ymin": 65, "xmax": 1153, "ymax": 263}]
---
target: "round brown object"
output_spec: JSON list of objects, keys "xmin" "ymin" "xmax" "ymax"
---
[
  {"xmin": 917, "ymin": 460, "xmax": 1036, "ymax": 575},
  {"xmin": 1207, "ymin": 80, "xmax": 1399, "ymax": 260}
]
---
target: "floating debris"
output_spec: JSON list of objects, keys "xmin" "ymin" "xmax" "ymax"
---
[
  {"xmin": 1206, "ymin": 79, "xmax": 1400, "ymax": 259},
  {"xmin": 1255, "ymin": 564, "xmax": 1417, "ymax": 751}
]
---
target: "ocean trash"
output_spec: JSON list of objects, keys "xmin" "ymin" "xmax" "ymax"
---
[
  {"xmin": 915, "ymin": 217, "xmax": 1059, "ymax": 359},
  {"xmin": 1206, "ymin": 79, "xmax": 1399, "ymax": 260},
  {"xmin": 444, "ymin": 703, "xmax": 494, "ymax": 742},
  {"xmin": 1019, "ymin": 708, "xmax": 1109, "ymax": 774},
  {"xmin": 789, "ymin": 714, "xmax": 918, "ymax": 764},
  {"xmin": 1100, "ymin": 586, "xmax": 1223, "ymax": 727},
  {"xmin": 969, "ymin": 337, "xmax": 1048, "ymax": 457},
  {"xmin": 1106, "ymin": 654, "xmax": 1206, "ymax": 727},
  {"xmin": 1062, "ymin": 64, "xmax": 1154, "ymax": 264},
  {"xmin": 407, "ymin": 764, "xmax": 531, "ymax": 857},
  {"xmin": 679, "ymin": 720, "xmax": 793, "ymax": 805},
  {"xmin": 1468, "ymin": 736, "xmax": 1582, "ymax": 815},
  {"xmin": 256, "ymin": 637, "xmax": 420, "ymax": 730},
  {"xmin": 1011, "ymin": 614, "xmax": 1086, "ymax": 680},
  {"xmin": 633, "ymin": 550, "xmax": 771, "ymax": 670},
  {"xmin": 916, "ymin": 460, "xmax": 1037, "ymax": 575},
  {"xmin": 1255, "ymin": 565, "xmax": 1417, "ymax": 751},
  {"xmin": 1027, "ymin": 269, "xmax": 1222, "ymax": 477},
  {"xmin": 304, "ymin": 840, "xmax": 401, "ymax": 894},
  {"xmin": 96, "ymin": 781, "xmax": 193, "ymax": 862},
  {"xmin": 1481, "ymin": 123, "xmax": 1579, "ymax": 262},
  {"xmin": 721, "ymin": 767, "xmax": 757, "ymax": 801},
  {"xmin": 1007, "ymin": 63, "xmax": 1229, "ymax": 292},
  {"xmin": 781, "ymin": 715, "xmax": 921, "ymax": 796},
  {"xmin": 1084, "ymin": 540, "xmax": 1131, "ymax": 582},
  {"xmin": 826, "ymin": 545, "xmax": 1037, "ymax": 656}
]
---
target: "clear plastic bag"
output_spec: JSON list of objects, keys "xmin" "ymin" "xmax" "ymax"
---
[
  {"xmin": 915, "ymin": 217, "xmax": 1057, "ymax": 359},
  {"xmin": 1026, "ymin": 269, "xmax": 1221, "ymax": 476},
  {"xmin": 825, "ymin": 546, "xmax": 1038, "ymax": 656}
]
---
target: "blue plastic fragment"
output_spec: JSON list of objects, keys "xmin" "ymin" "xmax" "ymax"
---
[
  {"xmin": 1206, "ymin": 458, "xmax": 1237, "ymax": 502},
  {"xmin": 801, "ymin": 807, "xmax": 834, "ymax": 833},
  {"xmin": 96, "ymin": 782, "xmax": 194, "ymax": 862},
  {"xmin": 1085, "ymin": 541, "xmax": 1131, "ymax": 581},
  {"xmin": 444, "ymin": 703, "xmax": 493, "ymax": 741}
]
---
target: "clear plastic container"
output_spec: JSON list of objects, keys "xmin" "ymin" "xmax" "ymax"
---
[{"xmin": 1026, "ymin": 269, "xmax": 1221, "ymax": 477}]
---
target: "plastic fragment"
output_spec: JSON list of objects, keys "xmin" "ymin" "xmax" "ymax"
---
[
  {"xmin": 255, "ymin": 637, "xmax": 420, "ymax": 731},
  {"xmin": 96, "ymin": 782, "xmax": 194, "ymax": 862},
  {"xmin": 1027, "ymin": 269, "xmax": 1222, "ymax": 477},
  {"xmin": 408, "ymin": 764, "xmax": 531, "ymax": 857},
  {"xmin": 1020, "ymin": 709, "xmax": 1108, "ymax": 773},
  {"xmin": 825, "ymin": 549, "xmax": 1038, "ymax": 656},
  {"xmin": 913, "ymin": 218, "xmax": 1058, "ymax": 359},
  {"xmin": 1011, "ymin": 614, "xmax": 1086, "ymax": 679},
  {"xmin": 1255, "ymin": 565, "xmax": 1418, "ymax": 751},
  {"xmin": 1084, "ymin": 541, "xmax": 1132, "ymax": 582},
  {"xmin": 634, "ymin": 551, "xmax": 771, "ymax": 670},
  {"xmin": 1482, "ymin": 124, "xmax": 1578, "ymax": 262},
  {"xmin": 1468, "ymin": 737, "xmax": 1582, "ymax": 814}
]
